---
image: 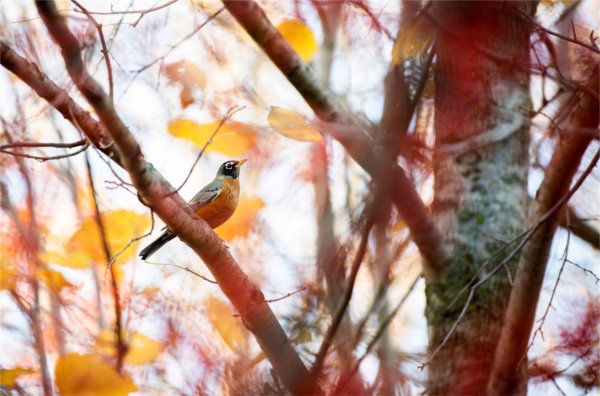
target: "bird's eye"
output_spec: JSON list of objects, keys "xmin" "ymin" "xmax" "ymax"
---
[{"xmin": 225, "ymin": 163, "xmax": 233, "ymax": 170}]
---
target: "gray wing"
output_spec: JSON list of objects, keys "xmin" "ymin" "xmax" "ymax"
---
[{"xmin": 189, "ymin": 179, "xmax": 223, "ymax": 212}]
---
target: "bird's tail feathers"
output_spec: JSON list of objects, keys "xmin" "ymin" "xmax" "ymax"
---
[{"xmin": 139, "ymin": 231, "xmax": 175, "ymax": 260}]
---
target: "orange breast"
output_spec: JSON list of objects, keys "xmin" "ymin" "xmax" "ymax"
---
[{"xmin": 195, "ymin": 178, "xmax": 240, "ymax": 228}]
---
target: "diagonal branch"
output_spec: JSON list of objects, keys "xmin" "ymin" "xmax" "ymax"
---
[
  {"xmin": 221, "ymin": 0, "xmax": 450, "ymax": 279},
  {"xmin": 0, "ymin": 41, "xmax": 122, "ymax": 167},
  {"xmin": 488, "ymin": 64, "xmax": 599, "ymax": 396},
  {"xmin": 33, "ymin": 2, "xmax": 317, "ymax": 394}
]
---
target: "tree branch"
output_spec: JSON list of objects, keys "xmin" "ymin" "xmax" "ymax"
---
[
  {"xmin": 222, "ymin": 0, "xmax": 449, "ymax": 279},
  {"xmin": 312, "ymin": 210, "xmax": 375, "ymax": 377},
  {"xmin": 0, "ymin": 41, "xmax": 122, "ymax": 167},
  {"xmin": 488, "ymin": 64, "xmax": 599, "ymax": 396},
  {"xmin": 34, "ymin": 2, "xmax": 316, "ymax": 394},
  {"xmin": 85, "ymin": 152, "xmax": 126, "ymax": 372}
]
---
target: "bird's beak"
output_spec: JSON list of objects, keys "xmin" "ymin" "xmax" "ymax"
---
[{"xmin": 235, "ymin": 159, "xmax": 247, "ymax": 168}]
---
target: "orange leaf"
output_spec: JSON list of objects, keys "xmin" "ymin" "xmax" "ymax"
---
[
  {"xmin": 276, "ymin": 19, "xmax": 318, "ymax": 62},
  {"xmin": 168, "ymin": 118, "xmax": 257, "ymax": 155},
  {"xmin": 205, "ymin": 296, "xmax": 246, "ymax": 351},
  {"xmin": 55, "ymin": 354, "xmax": 137, "ymax": 396},
  {"xmin": 164, "ymin": 60, "xmax": 206, "ymax": 108},
  {"xmin": 38, "ymin": 268, "xmax": 74, "ymax": 293},
  {"xmin": 0, "ymin": 367, "xmax": 35, "ymax": 388},
  {"xmin": 95, "ymin": 329, "xmax": 163, "ymax": 366},
  {"xmin": 0, "ymin": 238, "xmax": 18, "ymax": 290},
  {"xmin": 43, "ymin": 210, "xmax": 150, "ymax": 269},
  {"xmin": 215, "ymin": 197, "xmax": 264, "ymax": 241},
  {"xmin": 267, "ymin": 107, "xmax": 322, "ymax": 142}
]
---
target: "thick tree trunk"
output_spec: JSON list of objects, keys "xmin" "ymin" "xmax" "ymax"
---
[{"xmin": 426, "ymin": 2, "xmax": 535, "ymax": 394}]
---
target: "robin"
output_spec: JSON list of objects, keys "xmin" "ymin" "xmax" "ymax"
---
[{"xmin": 139, "ymin": 159, "xmax": 247, "ymax": 260}]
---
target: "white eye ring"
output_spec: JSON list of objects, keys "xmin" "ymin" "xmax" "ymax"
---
[{"xmin": 225, "ymin": 163, "xmax": 233, "ymax": 170}]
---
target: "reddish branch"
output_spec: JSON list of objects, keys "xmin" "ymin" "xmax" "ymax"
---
[
  {"xmin": 488, "ymin": 65, "xmax": 599, "ymax": 395},
  {"xmin": 312, "ymin": 211, "xmax": 375, "ymax": 377},
  {"xmin": 33, "ymin": 2, "xmax": 316, "ymax": 394},
  {"xmin": 72, "ymin": 0, "xmax": 114, "ymax": 101},
  {"xmin": 1, "ymin": 135, "xmax": 53, "ymax": 396},
  {"xmin": 0, "ymin": 41, "xmax": 122, "ymax": 167},
  {"xmin": 85, "ymin": 153, "xmax": 127, "ymax": 372},
  {"xmin": 222, "ymin": 0, "xmax": 449, "ymax": 279}
]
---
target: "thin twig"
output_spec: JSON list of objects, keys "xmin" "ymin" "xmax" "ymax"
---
[
  {"xmin": 144, "ymin": 260, "xmax": 217, "ymax": 284},
  {"xmin": 338, "ymin": 274, "xmax": 421, "ymax": 392},
  {"xmin": 1, "ymin": 143, "xmax": 89, "ymax": 161},
  {"xmin": 85, "ymin": 151, "xmax": 127, "ymax": 372},
  {"xmin": 266, "ymin": 287, "xmax": 306, "ymax": 303},
  {"xmin": 0, "ymin": 139, "xmax": 87, "ymax": 149},
  {"xmin": 174, "ymin": 105, "xmax": 244, "ymax": 193},
  {"xmin": 509, "ymin": 6, "xmax": 599, "ymax": 55},
  {"xmin": 72, "ymin": 0, "xmax": 114, "ymax": 101},
  {"xmin": 134, "ymin": 8, "xmax": 224, "ymax": 74},
  {"xmin": 107, "ymin": 211, "xmax": 156, "ymax": 270},
  {"xmin": 74, "ymin": 0, "xmax": 178, "ymax": 16},
  {"xmin": 566, "ymin": 259, "xmax": 599, "ymax": 283},
  {"xmin": 311, "ymin": 211, "xmax": 376, "ymax": 377},
  {"xmin": 528, "ymin": 212, "xmax": 572, "ymax": 348}
]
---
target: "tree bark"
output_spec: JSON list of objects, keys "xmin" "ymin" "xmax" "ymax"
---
[{"xmin": 426, "ymin": 2, "xmax": 535, "ymax": 394}]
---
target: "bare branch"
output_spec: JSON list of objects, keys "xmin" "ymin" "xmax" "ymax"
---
[
  {"xmin": 338, "ymin": 274, "xmax": 421, "ymax": 393},
  {"xmin": 73, "ymin": 0, "xmax": 179, "ymax": 16},
  {"xmin": 72, "ymin": 0, "xmax": 114, "ymax": 101},
  {"xmin": 1, "ymin": 142, "xmax": 89, "ymax": 162},
  {"xmin": 265, "ymin": 287, "xmax": 306, "ymax": 304},
  {"xmin": 85, "ymin": 152, "xmax": 127, "ymax": 372},
  {"xmin": 509, "ymin": 6, "xmax": 600, "ymax": 55},
  {"xmin": 144, "ymin": 260, "xmax": 218, "ymax": 284},
  {"xmin": 0, "ymin": 41, "xmax": 122, "ymax": 166},
  {"xmin": 0, "ymin": 139, "xmax": 87, "ymax": 149},
  {"xmin": 312, "ymin": 210, "xmax": 375, "ymax": 377},
  {"xmin": 134, "ymin": 8, "xmax": 224, "ymax": 74}
]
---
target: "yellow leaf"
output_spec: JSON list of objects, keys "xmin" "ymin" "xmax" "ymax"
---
[
  {"xmin": 44, "ymin": 210, "xmax": 150, "ymax": 269},
  {"xmin": 125, "ymin": 333, "xmax": 162, "ymax": 365},
  {"xmin": 55, "ymin": 354, "xmax": 137, "ymax": 396},
  {"xmin": 39, "ymin": 250, "xmax": 91, "ymax": 269},
  {"xmin": 391, "ymin": 17, "xmax": 434, "ymax": 65},
  {"xmin": 38, "ymin": 268, "xmax": 74, "ymax": 293},
  {"xmin": 168, "ymin": 118, "xmax": 257, "ymax": 156},
  {"xmin": 95, "ymin": 329, "xmax": 162, "ymax": 366},
  {"xmin": 215, "ymin": 197, "xmax": 264, "ymax": 241},
  {"xmin": 205, "ymin": 296, "xmax": 246, "ymax": 351},
  {"xmin": 0, "ymin": 367, "xmax": 35, "ymax": 388},
  {"xmin": 164, "ymin": 60, "xmax": 206, "ymax": 108},
  {"xmin": 267, "ymin": 107, "xmax": 322, "ymax": 142},
  {"xmin": 277, "ymin": 19, "xmax": 318, "ymax": 62},
  {"xmin": 1, "ymin": 240, "xmax": 17, "ymax": 290}
]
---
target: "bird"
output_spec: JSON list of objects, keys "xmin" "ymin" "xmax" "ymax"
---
[{"xmin": 139, "ymin": 159, "xmax": 247, "ymax": 260}]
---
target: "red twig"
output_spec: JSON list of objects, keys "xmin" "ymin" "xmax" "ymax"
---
[
  {"xmin": 85, "ymin": 152, "xmax": 127, "ymax": 372},
  {"xmin": 312, "ymin": 210, "xmax": 376, "ymax": 377},
  {"xmin": 72, "ymin": 0, "xmax": 114, "ymax": 101}
]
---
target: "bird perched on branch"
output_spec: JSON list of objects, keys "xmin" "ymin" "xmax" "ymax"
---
[{"xmin": 139, "ymin": 159, "xmax": 247, "ymax": 260}]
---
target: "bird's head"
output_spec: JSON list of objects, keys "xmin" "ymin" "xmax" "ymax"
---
[{"xmin": 216, "ymin": 159, "xmax": 247, "ymax": 179}]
